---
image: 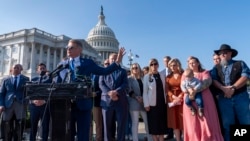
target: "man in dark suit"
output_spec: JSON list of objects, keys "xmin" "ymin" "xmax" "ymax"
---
[
  {"xmin": 56, "ymin": 39, "xmax": 125, "ymax": 141},
  {"xmin": 92, "ymin": 59, "xmax": 111, "ymax": 141},
  {"xmin": 160, "ymin": 56, "xmax": 174, "ymax": 140},
  {"xmin": 99, "ymin": 53, "xmax": 128, "ymax": 141},
  {"xmin": 0, "ymin": 64, "xmax": 29, "ymax": 141},
  {"xmin": 29, "ymin": 63, "xmax": 51, "ymax": 141}
]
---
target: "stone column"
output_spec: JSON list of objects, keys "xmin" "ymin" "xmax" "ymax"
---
[
  {"xmin": 101, "ymin": 51, "xmax": 104, "ymax": 60},
  {"xmin": 8, "ymin": 46, "xmax": 13, "ymax": 71},
  {"xmin": 105, "ymin": 52, "xmax": 108, "ymax": 60},
  {"xmin": 46, "ymin": 47, "xmax": 50, "ymax": 71},
  {"xmin": 60, "ymin": 48, "xmax": 64, "ymax": 60},
  {"xmin": 18, "ymin": 43, "xmax": 23, "ymax": 64},
  {"xmin": 1, "ymin": 47, "xmax": 5, "ymax": 75},
  {"xmin": 39, "ymin": 44, "xmax": 43, "ymax": 64},
  {"xmin": 16, "ymin": 44, "xmax": 20, "ymax": 64},
  {"xmin": 30, "ymin": 42, "xmax": 36, "ymax": 73},
  {"xmin": 53, "ymin": 48, "xmax": 57, "ymax": 69}
]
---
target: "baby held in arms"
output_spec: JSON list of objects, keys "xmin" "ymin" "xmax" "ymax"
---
[{"xmin": 181, "ymin": 68, "xmax": 204, "ymax": 117}]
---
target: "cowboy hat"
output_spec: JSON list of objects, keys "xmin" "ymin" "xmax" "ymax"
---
[{"xmin": 214, "ymin": 44, "xmax": 238, "ymax": 58}]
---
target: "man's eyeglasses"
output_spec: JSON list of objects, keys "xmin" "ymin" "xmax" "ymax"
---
[
  {"xmin": 132, "ymin": 67, "xmax": 138, "ymax": 70},
  {"xmin": 66, "ymin": 46, "xmax": 77, "ymax": 50},
  {"xmin": 150, "ymin": 63, "xmax": 158, "ymax": 66}
]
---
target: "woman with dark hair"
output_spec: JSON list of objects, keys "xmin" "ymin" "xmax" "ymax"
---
[{"xmin": 181, "ymin": 56, "xmax": 223, "ymax": 141}]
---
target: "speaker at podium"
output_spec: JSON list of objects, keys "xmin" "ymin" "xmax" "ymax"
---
[{"xmin": 25, "ymin": 82, "xmax": 94, "ymax": 141}]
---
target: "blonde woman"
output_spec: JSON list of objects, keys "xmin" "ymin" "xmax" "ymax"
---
[
  {"xmin": 166, "ymin": 58, "xmax": 184, "ymax": 141},
  {"xmin": 143, "ymin": 58, "xmax": 167, "ymax": 141},
  {"xmin": 127, "ymin": 63, "xmax": 151, "ymax": 141}
]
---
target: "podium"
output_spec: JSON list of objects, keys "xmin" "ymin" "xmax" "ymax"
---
[
  {"xmin": 25, "ymin": 82, "xmax": 94, "ymax": 100},
  {"xmin": 25, "ymin": 82, "xmax": 94, "ymax": 141}
]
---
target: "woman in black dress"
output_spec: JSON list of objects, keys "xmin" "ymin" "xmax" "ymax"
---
[{"xmin": 143, "ymin": 58, "xmax": 167, "ymax": 141}]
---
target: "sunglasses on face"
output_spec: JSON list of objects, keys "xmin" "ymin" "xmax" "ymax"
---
[
  {"xmin": 66, "ymin": 46, "xmax": 78, "ymax": 50},
  {"xmin": 132, "ymin": 67, "xmax": 138, "ymax": 70},
  {"xmin": 104, "ymin": 63, "xmax": 110, "ymax": 65},
  {"xmin": 150, "ymin": 63, "xmax": 158, "ymax": 66}
]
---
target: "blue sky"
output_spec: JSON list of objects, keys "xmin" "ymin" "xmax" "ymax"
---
[{"xmin": 1, "ymin": 0, "xmax": 250, "ymax": 71}]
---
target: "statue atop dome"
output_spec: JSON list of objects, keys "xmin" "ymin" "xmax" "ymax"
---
[{"xmin": 101, "ymin": 5, "xmax": 103, "ymax": 15}]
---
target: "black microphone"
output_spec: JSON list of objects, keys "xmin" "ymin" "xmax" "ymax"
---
[
  {"xmin": 48, "ymin": 64, "xmax": 64, "ymax": 78},
  {"xmin": 39, "ymin": 71, "xmax": 47, "ymax": 84},
  {"xmin": 63, "ymin": 64, "xmax": 70, "ymax": 69},
  {"xmin": 49, "ymin": 64, "xmax": 70, "ymax": 78}
]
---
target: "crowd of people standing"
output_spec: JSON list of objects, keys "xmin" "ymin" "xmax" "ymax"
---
[{"xmin": 0, "ymin": 40, "xmax": 249, "ymax": 141}]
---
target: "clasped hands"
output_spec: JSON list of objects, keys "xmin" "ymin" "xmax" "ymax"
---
[
  {"xmin": 136, "ymin": 96, "xmax": 143, "ymax": 104},
  {"xmin": 221, "ymin": 86, "xmax": 235, "ymax": 98},
  {"xmin": 108, "ymin": 90, "xmax": 119, "ymax": 101},
  {"xmin": 172, "ymin": 94, "xmax": 183, "ymax": 105}
]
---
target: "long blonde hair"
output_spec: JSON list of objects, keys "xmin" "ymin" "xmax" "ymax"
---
[
  {"xmin": 130, "ymin": 63, "xmax": 143, "ymax": 79},
  {"xmin": 168, "ymin": 58, "xmax": 184, "ymax": 74}
]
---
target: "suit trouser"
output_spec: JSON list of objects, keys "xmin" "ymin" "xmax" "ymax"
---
[
  {"xmin": 93, "ymin": 106, "xmax": 103, "ymax": 141},
  {"xmin": 29, "ymin": 104, "xmax": 50, "ymax": 141},
  {"xmin": 102, "ymin": 104, "xmax": 128, "ymax": 141},
  {"xmin": 71, "ymin": 105, "xmax": 92, "ymax": 141},
  {"xmin": 2, "ymin": 101, "xmax": 26, "ymax": 141}
]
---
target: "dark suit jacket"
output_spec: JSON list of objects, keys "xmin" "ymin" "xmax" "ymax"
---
[
  {"xmin": 58, "ymin": 57, "xmax": 120, "ymax": 111},
  {"xmin": 0, "ymin": 75, "xmax": 29, "ymax": 108},
  {"xmin": 99, "ymin": 68, "xmax": 128, "ymax": 109}
]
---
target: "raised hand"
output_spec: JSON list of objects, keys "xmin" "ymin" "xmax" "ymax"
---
[{"xmin": 116, "ymin": 47, "xmax": 126, "ymax": 64}]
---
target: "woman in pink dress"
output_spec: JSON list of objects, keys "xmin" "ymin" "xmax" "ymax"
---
[{"xmin": 182, "ymin": 56, "xmax": 223, "ymax": 141}]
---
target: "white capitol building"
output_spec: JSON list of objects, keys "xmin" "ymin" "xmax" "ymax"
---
[{"xmin": 0, "ymin": 6, "xmax": 120, "ymax": 80}]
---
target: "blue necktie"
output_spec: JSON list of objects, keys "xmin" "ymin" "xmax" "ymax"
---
[
  {"xmin": 70, "ymin": 59, "xmax": 75, "ymax": 81},
  {"xmin": 13, "ymin": 76, "xmax": 17, "ymax": 90}
]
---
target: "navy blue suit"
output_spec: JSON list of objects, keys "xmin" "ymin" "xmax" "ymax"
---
[
  {"xmin": 99, "ymin": 68, "xmax": 128, "ymax": 141},
  {"xmin": 0, "ymin": 74, "xmax": 29, "ymax": 141},
  {"xmin": 0, "ymin": 75, "xmax": 29, "ymax": 110},
  {"xmin": 57, "ymin": 57, "xmax": 120, "ymax": 141},
  {"xmin": 29, "ymin": 75, "xmax": 51, "ymax": 141}
]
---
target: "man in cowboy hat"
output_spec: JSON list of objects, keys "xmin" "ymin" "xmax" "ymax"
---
[{"xmin": 211, "ymin": 44, "xmax": 250, "ymax": 141}]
